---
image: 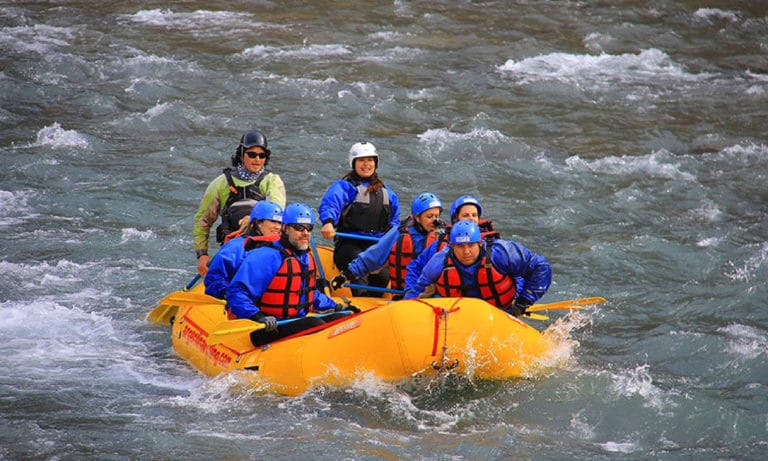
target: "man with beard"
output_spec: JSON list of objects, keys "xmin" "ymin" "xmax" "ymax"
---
[{"xmin": 226, "ymin": 203, "xmax": 359, "ymax": 346}]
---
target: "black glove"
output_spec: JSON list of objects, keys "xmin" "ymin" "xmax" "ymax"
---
[
  {"xmin": 316, "ymin": 277, "xmax": 331, "ymax": 293},
  {"xmin": 508, "ymin": 298, "xmax": 533, "ymax": 317},
  {"xmin": 336, "ymin": 303, "xmax": 361, "ymax": 313},
  {"xmin": 433, "ymin": 219, "xmax": 446, "ymax": 234},
  {"xmin": 330, "ymin": 269, "xmax": 353, "ymax": 290},
  {"xmin": 252, "ymin": 314, "xmax": 278, "ymax": 331}
]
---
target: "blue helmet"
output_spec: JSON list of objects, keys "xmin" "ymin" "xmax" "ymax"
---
[
  {"xmin": 450, "ymin": 220, "xmax": 482, "ymax": 245},
  {"xmin": 250, "ymin": 200, "xmax": 283, "ymax": 223},
  {"xmin": 282, "ymin": 203, "xmax": 315, "ymax": 226},
  {"xmin": 410, "ymin": 192, "xmax": 443, "ymax": 216},
  {"xmin": 449, "ymin": 195, "xmax": 483, "ymax": 222}
]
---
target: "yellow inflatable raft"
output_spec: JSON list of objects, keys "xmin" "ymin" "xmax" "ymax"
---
[
  {"xmin": 149, "ymin": 245, "xmax": 602, "ymax": 395},
  {"xmin": 170, "ymin": 296, "xmax": 557, "ymax": 396}
]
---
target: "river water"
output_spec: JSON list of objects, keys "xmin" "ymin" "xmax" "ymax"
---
[{"xmin": 1, "ymin": 1, "xmax": 767, "ymax": 459}]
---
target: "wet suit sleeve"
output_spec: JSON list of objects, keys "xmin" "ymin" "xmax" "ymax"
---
[
  {"xmin": 386, "ymin": 185, "xmax": 401, "ymax": 229},
  {"xmin": 404, "ymin": 248, "xmax": 447, "ymax": 299},
  {"xmin": 203, "ymin": 237, "xmax": 245, "ymax": 299},
  {"xmin": 403, "ymin": 240, "xmax": 438, "ymax": 296},
  {"xmin": 346, "ymin": 226, "xmax": 400, "ymax": 277},
  {"xmin": 261, "ymin": 172, "xmax": 286, "ymax": 208},
  {"xmin": 193, "ymin": 174, "xmax": 227, "ymax": 253},
  {"xmin": 490, "ymin": 240, "xmax": 552, "ymax": 305},
  {"xmin": 226, "ymin": 247, "xmax": 282, "ymax": 319},
  {"xmin": 318, "ymin": 179, "xmax": 354, "ymax": 225}
]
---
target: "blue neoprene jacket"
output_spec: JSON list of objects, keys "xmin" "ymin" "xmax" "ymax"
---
[
  {"xmin": 318, "ymin": 178, "xmax": 400, "ymax": 238},
  {"xmin": 226, "ymin": 240, "xmax": 337, "ymax": 319},
  {"xmin": 346, "ymin": 222, "xmax": 432, "ymax": 277},
  {"xmin": 203, "ymin": 236, "xmax": 246, "ymax": 299},
  {"xmin": 403, "ymin": 239, "xmax": 441, "ymax": 291},
  {"xmin": 403, "ymin": 239, "xmax": 552, "ymax": 306}
]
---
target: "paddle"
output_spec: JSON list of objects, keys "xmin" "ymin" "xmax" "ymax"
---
[
  {"xmin": 147, "ymin": 288, "xmax": 224, "ymax": 325},
  {"xmin": 183, "ymin": 274, "xmax": 201, "ymax": 291},
  {"xmin": 334, "ymin": 232, "xmax": 380, "ymax": 242},
  {"xmin": 527, "ymin": 296, "xmax": 607, "ymax": 313},
  {"xmin": 310, "ymin": 235, "xmax": 332, "ymax": 296},
  {"xmin": 206, "ymin": 311, "xmax": 353, "ymax": 345},
  {"xmin": 343, "ymin": 282, "xmax": 404, "ymax": 295},
  {"xmin": 520, "ymin": 312, "xmax": 549, "ymax": 321}
]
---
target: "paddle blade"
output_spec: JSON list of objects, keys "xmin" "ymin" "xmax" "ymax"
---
[
  {"xmin": 206, "ymin": 319, "xmax": 265, "ymax": 346},
  {"xmin": 147, "ymin": 290, "xmax": 224, "ymax": 325},
  {"xmin": 146, "ymin": 304, "xmax": 179, "ymax": 325},
  {"xmin": 528, "ymin": 296, "xmax": 607, "ymax": 313},
  {"xmin": 521, "ymin": 312, "xmax": 549, "ymax": 321}
]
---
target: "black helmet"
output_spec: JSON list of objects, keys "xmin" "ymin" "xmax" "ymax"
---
[{"xmin": 232, "ymin": 130, "xmax": 271, "ymax": 166}]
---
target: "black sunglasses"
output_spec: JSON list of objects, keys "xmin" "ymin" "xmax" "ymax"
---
[
  {"xmin": 288, "ymin": 224, "xmax": 313, "ymax": 232},
  {"xmin": 245, "ymin": 151, "xmax": 269, "ymax": 159}
]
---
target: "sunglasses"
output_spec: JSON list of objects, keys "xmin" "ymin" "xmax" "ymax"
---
[
  {"xmin": 288, "ymin": 224, "xmax": 314, "ymax": 232},
  {"xmin": 245, "ymin": 151, "xmax": 269, "ymax": 159}
]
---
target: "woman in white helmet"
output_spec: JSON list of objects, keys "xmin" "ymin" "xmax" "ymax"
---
[{"xmin": 318, "ymin": 141, "xmax": 401, "ymax": 296}]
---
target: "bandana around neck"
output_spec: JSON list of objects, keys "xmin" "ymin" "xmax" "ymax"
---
[{"xmin": 235, "ymin": 164, "xmax": 265, "ymax": 182}]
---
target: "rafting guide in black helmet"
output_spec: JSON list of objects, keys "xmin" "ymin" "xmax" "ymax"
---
[
  {"xmin": 231, "ymin": 130, "xmax": 271, "ymax": 167},
  {"xmin": 192, "ymin": 130, "xmax": 286, "ymax": 277}
]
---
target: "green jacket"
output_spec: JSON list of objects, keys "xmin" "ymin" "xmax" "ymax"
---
[{"xmin": 193, "ymin": 171, "xmax": 286, "ymax": 253}]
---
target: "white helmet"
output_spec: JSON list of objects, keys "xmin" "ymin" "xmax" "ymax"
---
[{"xmin": 348, "ymin": 141, "xmax": 378, "ymax": 169}]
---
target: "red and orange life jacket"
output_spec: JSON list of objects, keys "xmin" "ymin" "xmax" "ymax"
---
[
  {"xmin": 258, "ymin": 247, "xmax": 317, "ymax": 318},
  {"xmin": 434, "ymin": 249, "xmax": 516, "ymax": 308},
  {"xmin": 388, "ymin": 224, "xmax": 439, "ymax": 290}
]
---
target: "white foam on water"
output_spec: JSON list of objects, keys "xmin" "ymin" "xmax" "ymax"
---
[
  {"xmin": 333, "ymin": 377, "xmax": 465, "ymax": 433},
  {"xmin": 32, "ymin": 122, "xmax": 90, "ymax": 149},
  {"xmin": 724, "ymin": 242, "xmax": 768, "ymax": 284},
  {"xmin": 565, "ymin": 150, "xmax": 696, "ymax": 181},
  {"xmin": 367, "ymin": 31, "xmax": 405, "ymax": 41},
  {"xmin": 242, "ymin": 43, "xmax": 352, "ymax": 61},
  {"xmin": 360, "ymin": 46, "xmax": 423, "ymax": 63},
  {"xmin": 719, "ymin": 142, "xmax": 768, "ymax": 162},
  {"xmin": 598, "ymin": 441, "xmax": 638, "ymax": 453},
  {"xmin": 0, "ymin": 299, "xmax": 136, "ymax": 379},
  {"xmin": 265, "ymin": 75, "xmax": 341, "ymax": 99},
  {"xmin": 569, "ymin": 411, "xmax": 596, "ymax": 439},
  {"xmin": 162, "ymin": 372, "xmax": 269, "ymax": 413},
  {"xmin": 0, "ymin": 189, "xmax": 38, "ymax": 226},
  {"xmin": 123, "ymin": 53, "xmax": 183, "ymax": 67},
  {"xmin": 608, "ymin": 363, "xmax": 676, "ymax": 413},
  {"xmin": 497, "ymin": 48, "xmax": 704, "ymax": 86},
  {"xmin": 120, "ymin": 227, "xmax": 157, "ymax": 243},
  {"xmin": 417, "ymin": 127, "xmax": 511, "ymax": 149},
  {"xmin": 696, "ymin": 237, "xmax": 722, "ymax": 247},
  {"xmin": 719, "ymin": 324, "xmax": 768, "ymax": 361},
  {"xmin": 745, "ymin": 70, "xmax": 768, "ymax": 82},
  {"xmin": 406, "ymin": 88, "xmax": 438, "ymax": 100},
  {"xmin": 583, "ymin": 32, "xmax": 617, "ymax": 54},
  {"xmin": 119, "ymin": 8, "xmax": 258, "ymax": 33},
  {"xmin": 0, "ymin": 24, "xmax": 75, "ymax": 55},
  {"xmin": 693, "ymin": 8, "xmax": 739, "ymax": 23},
  {"xmin": 0, "ymin": 259, "xmax": 85, "ymax": 288},
  {"xmin": 141, "ymin": 101, "xmax": 173, "ymax": 121},
  {"xmin": 539, "ymin": 310, "xmax": 593, "ymax": 371},
  {"xmin": 116, "ymin": 52, "xmax": 202, "ymax": 78}
]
